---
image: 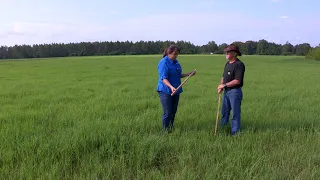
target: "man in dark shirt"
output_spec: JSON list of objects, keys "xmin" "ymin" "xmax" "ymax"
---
[{"xmin": 217, "ymin": 44, "xmax": 245, "ymax": 136}]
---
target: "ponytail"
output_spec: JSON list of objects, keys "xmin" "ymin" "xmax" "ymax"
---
[
  {"xmin": 162, "ymin": 45, "xmax": 180, "ymax": 58},
  {"xmin": 162, "ymin": 48, "xmax": 168, "ymax": 57}
]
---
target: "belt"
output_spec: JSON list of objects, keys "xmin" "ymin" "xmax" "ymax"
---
[{"xmin": 225, "ymin": 87, "xmax": 241, "ymax": 91}]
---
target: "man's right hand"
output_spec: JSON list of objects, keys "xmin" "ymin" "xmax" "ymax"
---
[{"xmin": 218, "ymin": 88, "xmax": 223, "ymax": 94}]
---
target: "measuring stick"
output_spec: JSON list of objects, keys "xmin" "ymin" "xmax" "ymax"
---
[{"xmin": 171, "ymin": 69, "xmax": 196, "ymax": 96}]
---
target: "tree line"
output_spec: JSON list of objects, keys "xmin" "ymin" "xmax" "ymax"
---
[{"xmin": 0, "ymin": 39, "xmax": 318, "ymax": 59}]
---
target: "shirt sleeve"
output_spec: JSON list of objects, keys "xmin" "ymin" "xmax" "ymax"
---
[
  {"xmin": 234, "ymin": 63, "xmax": 245, "ymax": 81},
  {"xmin": 158, "ymin": 61, "xmax": 169, "ymax": 80}
]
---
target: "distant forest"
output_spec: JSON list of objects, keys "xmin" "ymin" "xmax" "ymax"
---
[{"xmin": 0, "ymin": 39, "xmax": 318, "ymax": 59}]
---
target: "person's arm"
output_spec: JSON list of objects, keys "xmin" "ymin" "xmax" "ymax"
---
[
  {"xmin": 162, "ymin": 79, "xmax": 174, "ymax": 89},
  {"xmin": 224, "ymin": 63, "xmax": 245, "ymax": 88},
  {"xmin": 217, "ymin": 77, "xmax": 224, "ymax": 94},
  {"xmin": 220, "ymin": 63, "xmax": 227, "ymax": 84},
  {"xmin": 224, "ymin": 79, "xmax": 240, "ymax": 87},
  {"xmin": 181, "ymin": 70, "xmax": 196, "ymax": 78},
  {"xmin": 159, "ymin": 62, "xmax": 175, "ymax": 90},
  {"xmin": 181, "ymin": 73, "xmax": 192, "ymax": 78},
  {"xmin": 220, "ymin": 77, "xmax": 224, "ymax": 84},
  {"xmin": 181, "ymin": 73, "xmax": 188, "ymax": 78}
]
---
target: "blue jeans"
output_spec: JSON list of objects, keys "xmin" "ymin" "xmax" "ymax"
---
[
  {"xmin": 221, "ymin": 88, "xmax": 243, "ymax": 135},
  {"xmin": 158, "ymin": 91, "xmax": 180, "ymax": 130}
]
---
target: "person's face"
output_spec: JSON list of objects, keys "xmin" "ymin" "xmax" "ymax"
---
[
  {"xmin": 168, "ymin": 50, "xmax": 179, "ymax": 60},
  {"xmin": 226, "ymin": 51, "xmax": 236, "ymax": 60}
]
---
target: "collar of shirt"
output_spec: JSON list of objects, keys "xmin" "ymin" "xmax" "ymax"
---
[{"xmin": 165, "ymin": 56, "xmax": 178, "ymax": 64}]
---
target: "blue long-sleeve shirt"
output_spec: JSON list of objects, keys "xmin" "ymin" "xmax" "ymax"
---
[{"xmin": 156, "ymin": 56, "xmax": 183, "ymax": 95}]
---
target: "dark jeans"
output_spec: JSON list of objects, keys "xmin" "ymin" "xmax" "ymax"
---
[
  {"xmin": 221, "ymin": 88, "xmax": 243, "ymax": 135},
  {"xmin": 158, "ymin": 91, "xmax": 180, "ymax": 130}
]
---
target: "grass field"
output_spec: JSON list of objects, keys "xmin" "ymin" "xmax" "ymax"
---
[{"xmin": 1, "ymin": 54, "xmax": 320, "ymax": 179}]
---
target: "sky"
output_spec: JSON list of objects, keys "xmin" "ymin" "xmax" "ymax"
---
[{"xmin": 0, "ymin": 0, "xmax": 319, "ymax": 47}]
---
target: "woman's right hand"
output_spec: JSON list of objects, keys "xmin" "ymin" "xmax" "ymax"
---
[
  {"xmin": 170, "ymin": 86, "xmax": 177, "ymax": 93},
  {"xmin": 162, "ymin": 79, "xmax": 177, "ymax": 93}
]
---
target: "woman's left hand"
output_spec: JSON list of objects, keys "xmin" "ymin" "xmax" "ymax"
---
[{"xmin": 189, "ymin": 71, "xmax": 196, "ymax": 76}]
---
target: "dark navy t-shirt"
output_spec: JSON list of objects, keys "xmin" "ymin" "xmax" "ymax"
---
[{"xmin": 222, "ymin": 59, "xmax": 245, "ymax": 89}]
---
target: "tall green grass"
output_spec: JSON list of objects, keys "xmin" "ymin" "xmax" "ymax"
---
[{"xmin": 1, "ymin": 55, "xmax": 320, "ymax": 179}]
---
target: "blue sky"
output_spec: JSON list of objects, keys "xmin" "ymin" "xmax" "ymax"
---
[{"xmin": 0, "ymin": 0, "xmax": 319, "ymax": 47}]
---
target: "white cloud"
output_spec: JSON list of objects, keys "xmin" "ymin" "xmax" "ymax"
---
[
  {"xmin": 280, "ymin": 16, "xmax": 289, "ymax": 19},
  {"xmin": 0, "ymin": 21, "xmax": 110, "ymax": 45},
  {"xmin": 0, "ymin": 12, "xmax": 319, "ymax": 47},
  {"xmin": 1, "ymin": 13, "xmax": 259, "ymax": 45},
  {"xmin": 93, "ymin": 12, "xmax": 277, "ymax": 41},
  {"xmin": 0, "ymin": 22, "xmax": 73, "ymax": 36}
]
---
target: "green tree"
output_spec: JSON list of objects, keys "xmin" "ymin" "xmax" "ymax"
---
[
  {"xmin": 295, "ymin": 43, "xmax": 312, "ymax": 56},
  {"xmin": 281, "ymin": 41, "xmax": 294, "ymax": 55}
]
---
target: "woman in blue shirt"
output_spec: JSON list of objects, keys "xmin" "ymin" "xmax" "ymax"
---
[{"xmin": 157, "ymin": 45, "xmax": 196, "ymax": 132}]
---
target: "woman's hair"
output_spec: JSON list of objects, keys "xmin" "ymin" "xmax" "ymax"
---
[{"xmin": 162, "ymin": 45, "xmax": 180, "ymax": 57}]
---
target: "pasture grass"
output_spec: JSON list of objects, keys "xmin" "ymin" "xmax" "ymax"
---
[{"xmin": 1, "ymin": 55, "xmax": 320, "ymax": 179}]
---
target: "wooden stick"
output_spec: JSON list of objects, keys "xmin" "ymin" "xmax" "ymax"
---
[
  {"xmin": 171, "ymin": 69, "xmax": 196, "ymax": 96},
  {"xmin": 214, "ymin": 93, "xmax": 222, "ymax": 136}
]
